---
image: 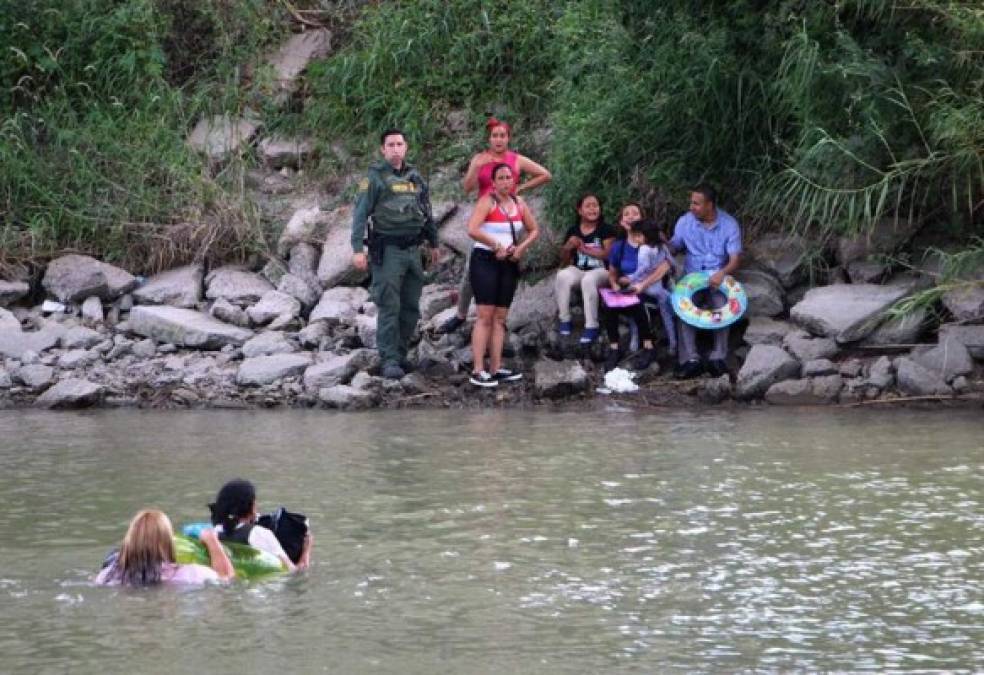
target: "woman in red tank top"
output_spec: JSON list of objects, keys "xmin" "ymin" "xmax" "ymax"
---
[{"xmin": 442, "ymin": 118, "xmax": 552, "ymax": 333}]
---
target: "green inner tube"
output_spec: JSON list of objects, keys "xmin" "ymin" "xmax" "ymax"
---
[{"xmin": 174, "ymin": 534, "xmax": 286, "ymax": 579}]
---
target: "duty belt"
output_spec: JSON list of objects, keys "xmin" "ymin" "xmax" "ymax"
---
[{"xmin": 378, "ymin": 233, "xmax": 422, "ymax": 249}]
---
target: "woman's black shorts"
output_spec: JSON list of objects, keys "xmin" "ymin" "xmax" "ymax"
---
[{"xmin": 469, "ymin": 248, "xmax": 520, "ymax": 308}]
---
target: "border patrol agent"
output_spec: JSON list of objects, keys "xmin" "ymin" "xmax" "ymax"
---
[{"xmin": 351, "ymin": 128, "xmax": 440, "ymax": 379}]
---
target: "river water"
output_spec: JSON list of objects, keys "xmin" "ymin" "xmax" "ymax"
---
[{"xmin": 0, "ymin": 407, "xmax": 981, "ymax": 672}]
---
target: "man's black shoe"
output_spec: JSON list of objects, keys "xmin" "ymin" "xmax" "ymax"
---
[
  {"xmin": 631, "ymin": 348, "xmax": 658, "ymax": 371},
  {"xmin": 675, "ymin": 359, "xmax": 703, "ymax": 379},
  {"xmin": 604, "ymin": 349, "xmax": 623, "ymax": 372},
  {"xmin": 399, "ymin": 358, "xmax": 416, "ymax": 373},
  {"xmin": 706, "ymin": 358, "xmax": 728, "ymax": 378},
  {"xmin": 381, "ymin": 362, "xmax": 406, "ymax": 379}
]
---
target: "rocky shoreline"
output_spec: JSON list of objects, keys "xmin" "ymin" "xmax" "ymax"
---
[{"xmin": 1, "ymin": 207, "xmax": 982, "ymax": 412}]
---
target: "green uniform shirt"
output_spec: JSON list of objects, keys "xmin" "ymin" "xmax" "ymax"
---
[{"xmin": 351, "ymin": 159, "xmax": 437, "ymax": 253}]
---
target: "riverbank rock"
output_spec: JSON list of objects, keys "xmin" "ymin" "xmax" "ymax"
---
[
  {"xmin": 278, "ymin": 207, "xmax": 327, "ymax": 254},
  {"xmin": 747, "ymin": 235, "xmax": 809, "ymax": 288},
  {"xmin": 133, "ymin": 265, "xmax": 204, "ymax": 308},
  {"xmin": 863, "ymin": 307, "xmax": 928, "ymax": 345},
  {"xmin": 865, "ymin": 356, "xmax": 895, "ymax": 390},
  {"xmin": 0, "ymin": 308, "xmax": 20, "ymax": 331},
  {"xmin": 942, "ymin": 283, "xmax": 984, "ymax": 322},
  {"xmin": 847, "ymin": 259, "xmax": 890, "ymax": 284},
  {"xmin": 736, "ymin": 344, "xmax": 800, "ymax": 400},
  {"xmin": 15, "ymin": 364, "xmax": 55, "ymax": 390},
  {"xmin": 836, "ymin": 217, "xmax": 919, "ymax": 265},
  {"xmin": 318, "ymin": 384, "xmax": 376, "ymax": 410},
  {"xmin": 242, "ymin": 331, "xmax": 297, "ymax": 358},
  {"xmin": 236, "ymin": 353, "xmax": 312, "ymax": 386},
  {"xmin": 303, "ymin": 350, "xmax": 376, "ymax": 390},
  {"xmin": 790, "ymin": 283, "xmax": 912, "ymax": 343},
  {"xmin": 42, "ymin": 255, "xmax": 137, "ymax": 303},
  {"xmin": 534, "ymin": 359, "xmax": 588, "ymax": 398},
  {"xmin": 317, "ymin": 206, "xmax": 367, "ymax": 288},
  {"xmin": 938, "ymin": 324, "xmax": 984, "ymax": 360},
  {"xmin": 129, "ymin": 306, "xmax": 253, "ymax": 349},
  {"xmin": 35, "ymin": 378, "xmax": 104, "ymax": 408},
  {"xmin": 266, "ymin": 29, "xmax": 331, "ymax": 102},
  {"xmin": 437, "ymin": 204, "xmax": 472, "ymax": 255},
  {"xmin": 736, "ymin": 268, "xmax": 785, "ymax": 317},
  {"xmin": 783, "ymin": 330, "xmax": 838, "ymax": 362},
  {"xmin": 0, "ymin": 325, "xmax": 65, "ymax": 359},
  {"xmin": 765, "ymin": 375, "xmax": 842, "ymax": 405},
  {"xmin": 247, "ymin": 290, "xmax": 301, "ymax": 326},
  {"xmin": 81, "ymin": 296, "xmax": 104, "ymax": 325},
  {"xmin": 894, "ymin": 357, "xmax": 952, "ymax": 396},
  {"xmin": 277, "ymin": 273, "xmax": 321, "ymax": 311},
  {"xmin": 186, "ymin": 114, "xmax": 260, "ymax": 163},
  {"xmin": 507, "ymin": 275, "xmax": 557, "ymax": 331},
  {"xmin": 419, "ymin": 285, "xmax": 456, "ymax": 321},
  {"xmin": 310, "ymin": 287, "xmax": 369, "ymax": 324},
  {"xmin": 205, "ymin": 267, "xmax": 274, "ymax": 307},
  {"xmin": 911, "ymin": 340, "xmax": 973, "ymax": 382},
  {"xmin": 259, "ymin": 135, "xmax": 315, "ymax": 169},
  {"xmin": 209, "ymin": 298, "xmax": 251, "ymax": 328},
  {"xmin": 0, "ymin": 280, "xmax": 30, "ymax": 307},
  {"xmin": 742, "ymin": 316, "xmax": 794, "ymax": 346}
]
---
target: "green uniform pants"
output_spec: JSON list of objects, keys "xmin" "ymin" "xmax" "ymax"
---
[{"xmin": 370, "ymin": 244, "xmax": 425, "ymax": 365}]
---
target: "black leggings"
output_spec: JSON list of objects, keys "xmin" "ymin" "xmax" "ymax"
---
[
  {"xmin": 602, "ymin": 302, "xmax": 654, "ymax": 344},
  {"xmin": 470, "ymin": 248, "xmax": 520, "ymax": 308}
]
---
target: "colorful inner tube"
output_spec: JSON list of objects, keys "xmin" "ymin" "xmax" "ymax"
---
[
  {"xmin": 176, "ymin": 525, "xmax": 286, "ymax": 579},
  {"xmin": 671, "ymin": 271, "xmax": 747, "ymax": 330}
]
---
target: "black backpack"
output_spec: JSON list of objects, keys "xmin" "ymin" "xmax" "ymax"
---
[{"xmin": 257, "ymin": 507, "xmax": 309, "ymax": 564}]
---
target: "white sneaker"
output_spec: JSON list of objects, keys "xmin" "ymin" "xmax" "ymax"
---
[{"xmin": 469, "ymin": 371, "xmax": 498, "ymax": 388}]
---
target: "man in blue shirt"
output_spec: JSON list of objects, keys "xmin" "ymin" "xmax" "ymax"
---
[{"xmin": 669, "ymin": 184, "xmax": 742, "ymax": 378}]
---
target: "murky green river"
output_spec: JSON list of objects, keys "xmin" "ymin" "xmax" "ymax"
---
[{"xmin": 0, "ymin": 407, "xmax": 981, "ymax": 672}]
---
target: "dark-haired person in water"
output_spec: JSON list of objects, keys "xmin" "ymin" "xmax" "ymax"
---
[
  {"xmin": 440, "ymin": 117, "xmax": 551, "ymax": 334},
  {"xmin": 210, "ymin": 479, "xmax": 312, "ymax": 571}
]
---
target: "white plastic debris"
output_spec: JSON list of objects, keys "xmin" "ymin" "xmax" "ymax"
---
[
  {"xmin": 603, "ymin": 367, "xmax": 639, "ymax": 393},
  {"xmin": 41, "ymin": 300, "xmax": 67, "ymax": 314}
]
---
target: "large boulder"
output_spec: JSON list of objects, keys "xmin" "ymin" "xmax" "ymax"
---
[
  {"xmin": 265, "ymin": 29, "xmax": 332, "ymax": 102},
  {"xmin": 236, "ymin": 353, "xmax": 312, "ymax": 386},
  {"xmin": 129, "ymin": 306, "xmax": 253, "ymax": 349},
  {"xmin": 746, "ymin": 234, "xmax": 810, "ymax": 288},
  {"xmin": 942, "ymin": 283, "xmax": 984, "ymax": 323},
  {"xmin": 186, "ymin": 114, "xmax": 260, "ymax": 163},
  {"xmin": 278, "ymin": 207, "xmax": 329, "ymax": 255},
  {"xmin": 533, "ymin": 359, "xmax": 589, "ymax": 398},
  {"xmin": 846, "ymin": 259, "xmax": 890, "ymax": 284},
  {"xmin": 0, "ymin": 307, "xmax": 20, "ymax": 331},
  {"xmin": 15, "ymin": 364, "xmax": 55, "ymax": 389},
  {"xmin": 317, "ymin": 205, "xmax": 368, "ymax": 288},
  {"xmin": 736, "ymin": 344, "xmax": 800, "ymax": 400},
  {"xmin": 277, "ymin": 273, "xmax": 321, "ymax": 311},
  {"xmin": 61, "ymin": 326, "xmax": 103, "ymax": 350},
  {"xmin": 937, "ymin": 324, "xmax": 984, "ymax": 360},
  {"xmin": 42, "ymin": 254, "xmax": 137, "ymax": 303},
  {"xmin": 894, "ymin": 357, "xmax": 952, "ymax": 396},
  {"xmin": 0, "ymin": 280, "xmax": 30, "ymax": 307},
  {"xmin": 303, "ymin": 350, "xmax": 376, "ymax": 390},
  {"xmin": 863, "ymin": 307, "xmax": 929, "ymax": 345},
  {"xmin": 205, "ymin": 267, "xmax": 275, "ymax": 307},
  {"xmin": 0, "ymin": 325, "xmax": 65, "ymax": 359},
  {"xmin": 865, "ymin": 356, "xmax": 895, "ymax": 390},
  {"xmin": 742, "ymin": 316, "xmax": 794, "ymax": 346},
  {"xmin": 419, "ymin": 284, "xmax": 456, "ymax": 321},
  {"xmin": 507, "ymin": 274, "xmax": 557, "ymax": 331},
  {"xmin": 735, "ymin": 268, "xmax": 785, "ymax": 317},
  {"xmin": 246, "ymin": 290, "xmax": 301, "ymax": 326},
  {"xmin": 258, "ymin": 135, "xmax": 315, "ymax": 169},
  {"xmin": 765, "ymin": 375, "xmax": 841, "ymax": 405},
  {"xmin": 790, "ymin": 283, "xmax": 912, "ymax": 343},
  {"xmin": 318, "ymin": 384, "xmax": 376, "ymax": 410},
  {"xmin": 782, "ymin": 329, "xmax": 838, "ymax": 362},
  {"xmin": 133, "ymin": 265, "xmax": 203, "ymax": 308},
  {"xmin": 309, "ymin": 287, "xmax": 370, "ymax": 324},
  {"xmin": 911, "ymin": 340, "xmax": 974, "ymax": 383},
  {"xmin": 836, "ymin": 217, "xmax": 919, "ymax": 265},
  {"xmin": 35, "ymin": 378, "xmax": 104, "ymax": 409},
  {"xmin": 241, "ymin": 331, "xmax": 298, "ymax": 358}
]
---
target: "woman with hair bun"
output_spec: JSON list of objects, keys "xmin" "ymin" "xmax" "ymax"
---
[
  {"xmin": 440, "ymin": 117, "xmax": 551, "ymax": 334},
  {"xmin": 95, "ymin": 509, "xmax": 234, "ymax": 586},
  {"xmin": 210, "ymin": 479, "xmax": 311, "ymax": 571}
]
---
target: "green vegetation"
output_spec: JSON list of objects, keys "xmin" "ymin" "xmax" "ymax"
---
[{"xmin": 1, "ymin": 0, "xmax": 981, "ymax": 275}]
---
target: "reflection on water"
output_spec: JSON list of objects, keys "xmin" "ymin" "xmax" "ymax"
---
[{"xmin": 0, "ymin": 408, "xmax": 981, "ymax": 672}]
